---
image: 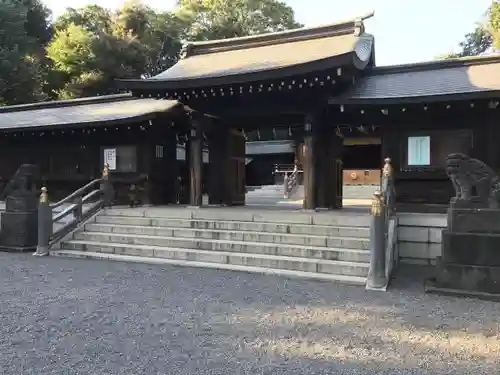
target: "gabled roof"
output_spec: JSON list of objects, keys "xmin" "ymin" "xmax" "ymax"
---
[
  {"xmin": 119, "ymin": 12, "xmax": 375, "ymax": 91},
  {"xmin": 331, "ymin": 55, "xmax": 500, "ymax": 104},
  {"xmin": 0, "ymin": 94, "xmax": 181, "ymax": 131}
]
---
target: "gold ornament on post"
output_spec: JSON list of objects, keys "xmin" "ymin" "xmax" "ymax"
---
[
  {"xmin": 371, "ymin": 190, "xmax": 384, "ymax": 216},
  {"xmin": 102, "ymin": 164, "xmax": 109, "ymax": 180},
  {"xmin": 39, "ymin": 186, "xmax": 48, "ymax": 204},
  {"xmin": 382, "ymin": 157, "xmax": 393, "ymax": 178}
]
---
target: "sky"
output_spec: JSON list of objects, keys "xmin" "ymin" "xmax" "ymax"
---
[{"xmin": 42, "ymin": 0, "xmax": 493, "ymax": 66}]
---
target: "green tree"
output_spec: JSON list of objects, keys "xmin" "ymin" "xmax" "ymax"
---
[
  {"xmin": 458, "ymin": 26, "xmax": 492, "ymax": 57},
  {"xmin": 114, "ymin": 1, "xmax": 184, "ymax": 77},
  {"xmin": 47, "ymin": 2, "xmax": 186, "ymax": 98},
  {"xmin": 47, "ymin": 23, "xmax": 97, "ymax": 76},
  {"xmin": 437, "ymin": 3, "xmax": 499, "ymax": 59},
  {"xmin": 0, "ymin": 0, "xmax": 50, "ymax": 105},
  {"xmin": 488, "ymin": 0, "xmax": 500, "ymax": 50},
  {"xmin": 53, "ymin": 5, "xmax": 113, "ymax": 34},
  {"xmin": 176, "ymin": 0, "xmax": 302, "ymax": 41}
]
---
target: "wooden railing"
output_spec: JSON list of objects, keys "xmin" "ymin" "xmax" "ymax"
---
[
  {"xmin": 33, "ymin": 165, "xmax": 113, "ymax": 256},
  {"xmin": 366, "ymin": 158, "xmax": 399, "ymax": 291},
  {"xmin": 274, "ymin": 166, "xmax": 303, "ymax": 198}
]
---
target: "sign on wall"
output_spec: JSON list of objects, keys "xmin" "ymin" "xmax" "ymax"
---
[
  {"xmin": 103, "ymin": 148, "xmax": 117, "ymax": 170},
  {"xmin": 407, "ymin": 136, "xmax": 431, "ymax": 166}
]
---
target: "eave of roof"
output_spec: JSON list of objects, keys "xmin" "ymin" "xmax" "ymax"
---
[
  {"xmin": 329, "ymin": 54, "xmax": 500, "ymax": 104},
  {"xmin": 117, "ymin": 12, "xmax": 375, "ymax": 91},
  {"xmin": 0, "ymin": 93, "xmax": 133, "ymax": 113},
  {"xmin": 0, "ymin": 95, "xmax": 181, "ymax": 132}
]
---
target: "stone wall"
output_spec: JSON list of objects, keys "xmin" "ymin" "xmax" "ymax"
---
[{"xmin": 397, "ymin": 213, "xmax": 447, "ymax": 265}]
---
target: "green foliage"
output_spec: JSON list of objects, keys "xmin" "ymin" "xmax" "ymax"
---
[
  {"xmin": 0, "ymin": 0, "xmax": 302, "ymax": 102},
  {"xmin": 434, "ymin": 52, "xmax": 459, "ymax": 60},
  {"xmin": 457, "ymin": 26, "xmax": 492, "ymax": 57},
  {"xmin": 488, "ymin": 1, "xmax": 500, "ymax": 50},
  {"xmin": 176, "ymin": 0, "xmax": 302, "ymax": 41},
  {"xmin": 113, "ymin": 1, "xmax": 184, "ymax": 77},
  {"xmin": 439, "ymin": 2, "xmax": 500, "ymax": 59},
  {"xmin": 47, "ymin": 24, "xmax": 97, "ymax": 75},
  {"xmin": 0, "ymin": 0, "xmax": 50, "ymax": 104},
  {"xmin": 53, "ymin": 5, "xmax": 112, "ymax": 34}
]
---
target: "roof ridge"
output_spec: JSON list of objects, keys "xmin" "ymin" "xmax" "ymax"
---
[
  {"xmin": 180, "ymin": 11, "xmax": 375, "ymax": 58},
  {"xmin": 367, "ymin": 54, "xmax": 500, "ymax": 75},
  {"xmin": 0, "ymin": 93, "xmax": 133, "ymax": 114}
]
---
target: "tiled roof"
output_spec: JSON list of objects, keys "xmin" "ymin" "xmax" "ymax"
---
[
  {"xmin": 333, "ymin": 56, "xmax": 500, "ymax": 104},
  {"xmin": 0, "ymin": 96, "xmax": 180, "ymax": 131},
  {"xmin": 119, "ymin": 13, "xmax": 375, "ymax": 90}
]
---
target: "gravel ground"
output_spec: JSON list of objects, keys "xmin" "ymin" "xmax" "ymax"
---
[{"xmin": 0, "ymin": 254, "xmax": 499, "ymax": 375}]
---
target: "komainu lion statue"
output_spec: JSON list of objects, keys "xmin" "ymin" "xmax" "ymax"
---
[
  {"xmin": 445, "ymin": 153, "xmax": 500, "ymax": 208},
  {"xmin": 0, "ymin": 164, "xmax": 40, "ymax": 212}
]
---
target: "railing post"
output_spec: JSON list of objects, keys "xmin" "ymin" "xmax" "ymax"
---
[
  {"xmin": 382, "ymin": 157, "xmax": 394, "ymax": 212},
  {"xmin": 33, "ymin": 187, "xmax": 51, "ymax": 256},
  {"xmin": 74, "ymin": 196, "xmax": 83, "ymax": 221},
  {"xmin": 366, "ymin": 190, "xmax": 387, "ymax": 290},
  {"xmin": 283, "ymin": 172, "xmax": 289, "ymax": 198},
  {"xmin": 101, "ymin": 164, "xmax": 113, "ymax": 207}
]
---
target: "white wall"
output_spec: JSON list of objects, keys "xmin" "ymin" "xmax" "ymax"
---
[{"xmin": 396, "ymin": 213, "xmax": 447, "ymax": 265}]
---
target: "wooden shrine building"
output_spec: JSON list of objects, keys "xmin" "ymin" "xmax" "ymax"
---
[
  {"xmin": 0, "ymin": 94, "xmax": 190, "ymax": 204},
  {"xmin": 119, "ymin": 12, "xmax": 500, "ymax": 211},
  {"xmin": 120, "ymin": 13, "xmax": 378, "ymax": 209},
  {"xmin": 1, "ymin": 12, "xmax": 500, "ymax": 211}
]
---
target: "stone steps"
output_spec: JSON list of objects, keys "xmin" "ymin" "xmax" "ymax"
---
[
  {"xmin": 50, "ymin": 250, "xmax": 368, "ymax": 285},
  {"xmin": 85, "ymin": 223, "xmax": 370, "ymax": 248},
  {"xmin": 64, "ymin": 230, "xmax": 370, "ymax": 262},
  {"xmin": 94, "ymin": 215, "xmax": 370, "ymax": 237},
  {"xmin": 52, "ymin": 207, "xmax": 372, "ymax": 285},
  {"xmin": 56, "ymin": 242, "xmax": 369, "ymax": 277}
]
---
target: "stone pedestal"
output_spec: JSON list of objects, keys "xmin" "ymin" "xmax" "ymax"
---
[
  {"xmin": 0, "ymin": 211, "xmax": 38, "ymax": 251},
  {"xmin": 425, "ymin": 207, "xmax": 500, "ymax": 300}
]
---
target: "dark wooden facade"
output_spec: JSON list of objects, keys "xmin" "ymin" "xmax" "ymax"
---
[
  {"xmin": 328, "ymin": 103, "xmax": 498, "ymax": 208},
  {"xmin": 0, "ymin": 96, "xmax": 192, "ymax": 204}
]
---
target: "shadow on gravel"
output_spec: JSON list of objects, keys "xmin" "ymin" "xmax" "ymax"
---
[
  {"xmin": 217, "ymin": 264, "xmax": 500, "ymax": 374},
  {"xmin": 0, "ymin": 255, "xmax": 498, "ymax": 375}
]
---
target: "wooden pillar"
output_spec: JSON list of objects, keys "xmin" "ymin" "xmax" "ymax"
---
[
  {"xmin": 316, "ymin": 127, "xmax": 343, "ymax": 209},
  {"xmin": 229, "ymin": 128, "xmax": 246, "ymax": 206},
  {"xmin": 315, "ymin": 126, "xmax": 328, "ymax": 209},
  {"xmin": 147, "ymin": 127, "xmax": 177, "ymax": 205},
  {"xmin": 188, "ymin": 117, "xmax": 203, "ymax": 206},
  {"xmin": 302, "ymin": 114, "xmax": 316, "ymax": 209},
  {"xmin": 163, "ymin": 128, "xmax": 178, "ymax": 204},
  {"xmin": 207, "ymin": 125, "xmax": 231, "ymax": 205},
  {"xmin": 303, "ymin": 114, "xmax": 344, "ymax": 210}
]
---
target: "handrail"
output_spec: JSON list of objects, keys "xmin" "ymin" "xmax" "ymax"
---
[
  {"xmin": 50, "ymin": 178, "xmax": 103, "ymax": 209},
  {"xmin": 33, "ymin": 165, "xmax": 113, "ymax": 256},
  {"xmin": 366, "ymin": 157, "xmax": 398, "ymax": 291},
  {"xmin": 273, "ymin": 169, "xmax": 304, "ymax": 174}
]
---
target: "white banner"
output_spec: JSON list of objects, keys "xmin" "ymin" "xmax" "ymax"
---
[
  {"xmin": 407, "ymin": 136, "xmax": 430, "ymax": 166},
  {"xmin": 103, "ymin": 148, "xmax": 117, "ymax": 170}
]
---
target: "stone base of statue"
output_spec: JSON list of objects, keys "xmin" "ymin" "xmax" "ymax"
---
[
  {"xmin": 0, "ymin": 195, "xmax": 38, "ymax": 252},
  {"xmin": 0, "ymin": 211, "xmax": 38, "ymax": 251},
  {"xmin": 0, "ymin": 164, "xmax": 41, "ymax": 251},
  {"xmin": 425, "ymin": 204, "xmax": 500, "ymax": 301}
]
